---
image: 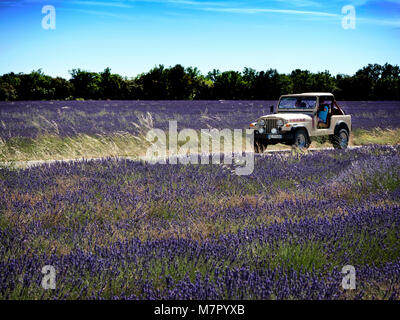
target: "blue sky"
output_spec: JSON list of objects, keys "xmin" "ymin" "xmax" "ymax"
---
[{"xmin": 0, "ymin": 0, "xmax": 399, "ymax": 78}]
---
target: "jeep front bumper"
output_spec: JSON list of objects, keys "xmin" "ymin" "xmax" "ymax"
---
[{"xmin": 254, "ymin": 131, "xmax": 294, "ymax": 145}]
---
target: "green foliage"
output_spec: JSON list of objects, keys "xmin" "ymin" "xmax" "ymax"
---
[
  {"xmin": 1, "ymin": 63, "xmax": 399, "ymax": 101},
  {"xmin": 242, "ymin": 241, "xmax": 329, "ymax": 273},
  {"xmin": 0, "ymin": 70, "xmax": 71, "ymax": 100},
  {"xmin": 99, "ymin": 67, "xmax": 129, "ymax": 99},
  {"xmin": 69, "ymin": 68, "xmax": 101, "ymax": 99},
  {"xmin": 272, "ymin": 242, "xmax": 328, "ymax": 272},
  {"xmin": 0, "ymin": 81, "xmax": 18, "ymax": 101}
]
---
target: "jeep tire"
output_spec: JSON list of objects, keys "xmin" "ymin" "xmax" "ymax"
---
[
  {"xmin": 293, "ymin": 128, "xmax": 310, "ymax": 149},
  {"xmin": 332, "ymin": 128, "xmax": 349, "ymax": 149}
]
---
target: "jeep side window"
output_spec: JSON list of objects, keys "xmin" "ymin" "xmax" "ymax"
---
[{"xmin": 332, "ymin": 100, "xmax": 345, "ymax": 115}]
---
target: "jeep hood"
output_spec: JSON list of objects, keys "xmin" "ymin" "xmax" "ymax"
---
[{"xmin": 258, "ymin": 113, "xmax": 313, "ymax": 121}]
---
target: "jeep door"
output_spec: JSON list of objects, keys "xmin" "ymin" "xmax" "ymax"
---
[{"xmin": 313, "ymin": 96, "xmax": 335, "ymax": 136}]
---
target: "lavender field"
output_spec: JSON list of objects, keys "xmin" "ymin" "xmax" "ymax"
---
[
  {"xmin": 1, "ymin": 101, "xmax": 400, "ymax": 300},
  {"xmin": 1, "ymin": 146, "xmax": 400, "ymax": 299},
  {"xmin": 1, "ymin": 100, "xmax": 400, "ymax": 139}
]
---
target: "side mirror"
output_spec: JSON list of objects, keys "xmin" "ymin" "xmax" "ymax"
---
[{"xmin": 270, "ymin": 105, "xmax": 274, "ymax": 114}]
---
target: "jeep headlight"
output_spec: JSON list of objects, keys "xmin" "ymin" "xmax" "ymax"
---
[
  {"xmin": 258, "ymin": 128, "xmax": 265, "ymax": 134},
  {"xmin": 277, "ymin": 119, "xmax": 284, "ymax": 127}
]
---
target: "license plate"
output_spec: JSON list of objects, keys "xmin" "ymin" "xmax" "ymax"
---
[{"xmin": 269, "ymin": 134, "xmax": 282, "ymax": 139}]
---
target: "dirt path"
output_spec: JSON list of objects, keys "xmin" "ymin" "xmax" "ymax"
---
[{"xmin": 0, "ymin": 145, "xmax": 368, "ymax": 169}]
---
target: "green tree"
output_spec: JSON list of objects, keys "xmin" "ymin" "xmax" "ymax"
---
[
  {"xmin": 213, "ymin": 71, "xmax": 247, "ymax": 99},
  {"xmin": 0, "ymin": 72, "xmax": 20, "ymax": 100},
  {"xmin": 69, "ymin": 69, "xmax": 101, "ymax": 99},
  {"xmin": 309, "ymin": 71, "xmax": 336, "ymax": 93},
  {"xmin": 374, "ymin": 63, "xmax": 400, "ymax": 100},
  {"xmin": 1, "ymin": 63, "xmax": 400, "ymax": 101},
  {"xmin": 290, "ymin": 69, "xmax": 314, "ymax": 93},
  {"xmin": 135, "ymin": 65, "xmax": 168, "ymax": 99},
  {"xmin": 51, "ymin": 77, "xmax": 72, "ymax": 100},
  {"xmin": 0, "ymin": 81, "xmax": 18, "ymax": 101},
  {"xmin": 252, "ymin": 69, "xmax": 290, "ymax": 99},
  {"xmin": 165, "ymin": 64, "xmax": 191, "ymax": 99},
  {"xmin": 335, "ymin": 74, "xmax": 353, "ymax": 100},
  {"xmin": 15, "ymin": 70, "xmax": 53, "ymax": 100},
  {"xmin": 100, "ymin": 67, "xmax": 128, "ymax": 99}
]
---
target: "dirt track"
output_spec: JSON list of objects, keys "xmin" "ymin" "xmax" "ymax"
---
[{"xmin": 0, "ymin": 146, "xmax": 367, "ymax": 169}]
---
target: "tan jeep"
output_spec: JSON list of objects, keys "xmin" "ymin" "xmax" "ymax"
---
[{"xmin": 250, "ymin": 92, "xmax": 352, "ymax": 153}]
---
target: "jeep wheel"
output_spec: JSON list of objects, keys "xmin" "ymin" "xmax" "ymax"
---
[
  {"xmin": 332, "ymin": 128, "xmax": 349, "ymax": 149},
  {"xmin": 254, "ymin": 141, "xmax": 267, "ymax": 153},
  {"xmin": 293, "ymin": 129, "xmax": 309, "ymax": 149}
]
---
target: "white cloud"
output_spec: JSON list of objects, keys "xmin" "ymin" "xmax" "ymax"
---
[
  {"xmin": 4, "ymin": 0, "xmax": 399, "ymax": 29},
  {"xmin": 61, "ymin": 7, "xmax": 135, "ymax": 20},
  {"xmin": 358, "ymin": 16, "xmax": 400, "ymax": 27},
  {"xmin": 72, "ymin": 1, "xmax": 133, "ymax": 8},
  {"xmin": 267, "ymin": 0, "xmax": 323, "ymax": 8},
  {"xmin": 202, "ymin": 6, "xmax": 339, "ymax": 17}
]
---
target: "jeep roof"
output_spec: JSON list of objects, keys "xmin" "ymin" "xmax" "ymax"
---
[{"xmin": 280, "ymin": 92, "xmax": 334, "ymax": 98}]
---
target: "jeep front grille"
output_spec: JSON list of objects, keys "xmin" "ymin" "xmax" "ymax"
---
[{"xmin": 264, "ymin": 119, "xmax": 278, "ymax": 133}]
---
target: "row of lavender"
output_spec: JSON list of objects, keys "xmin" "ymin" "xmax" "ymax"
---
[
  {"xmin": 1, "ymin": 145, "xmax": 399, "ymax": 299},
  {"xmin": 1, "ymin": 100, "xmax": 400, "ymax": 139}
]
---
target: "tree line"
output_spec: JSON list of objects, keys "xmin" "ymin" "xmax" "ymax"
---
[{"xmin": 1, "ymin": 63, "xmax": 399, "ymax": 101}]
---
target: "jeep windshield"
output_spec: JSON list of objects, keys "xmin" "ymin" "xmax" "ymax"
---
[{"xmin": 278, "ymin": 97, "xmax": 316, "ymax": 110}]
